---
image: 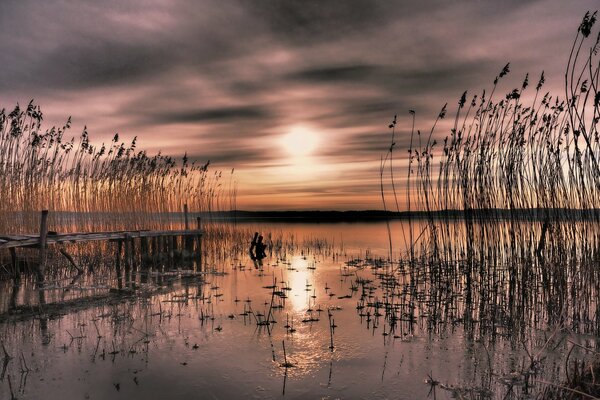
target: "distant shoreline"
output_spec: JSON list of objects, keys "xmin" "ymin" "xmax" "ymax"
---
[
  {"xmin": 7, "ymin": 209, "xmax": 599, "ymax": 224},
  {"xmin": 202, "ymin": 209, "xmax": 600, "ymax": 222}
]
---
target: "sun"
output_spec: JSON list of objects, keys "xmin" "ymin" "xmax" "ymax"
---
[{"xmin": 280, "ymin": 126, "xmax": 320, "ymax": 157}]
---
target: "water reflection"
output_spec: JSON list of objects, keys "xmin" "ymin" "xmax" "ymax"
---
[
  {"xmin": 286, "ymin": 255, "xmax": 312, "ymax": 312},
  {"xmin": 0, "ymin": 220, "xmax": 599, "ymax": 399}
]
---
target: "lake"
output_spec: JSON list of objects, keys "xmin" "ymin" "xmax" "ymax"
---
[{"xmin": 0, "ymin": 219, "xmax": 596, "ymax": 399}]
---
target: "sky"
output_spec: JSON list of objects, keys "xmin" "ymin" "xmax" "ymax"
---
[{"xmin": 0, "ymin": 0, "xmax": 598, "ymax": 210}]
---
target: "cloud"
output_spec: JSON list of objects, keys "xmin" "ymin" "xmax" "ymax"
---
[
  {"xmin": 0, "ymin": 0, "xmax": 598, "ymax": 209},
  {"xmin": 245, "ymin": 0, "xmax": 390, "ymax": 44},
  {"xmin": 31, "ymin": 41, "xmax": 171, "ymax": 90},
  {"xmin": 149, "ymin": 105, "xmax": 272, "ymax": 125},
  {"xmin": 288, "ymin": 64, "xmax": 379, "ymax": 82}
]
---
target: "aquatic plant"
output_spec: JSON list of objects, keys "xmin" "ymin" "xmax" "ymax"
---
[
  {"xmin": 375, "ymin": 11, "xmax": 600, "ymax": 398},
  {"xmin": 0, "ymin": 103, "xmax": 227, "ymax": 234}
]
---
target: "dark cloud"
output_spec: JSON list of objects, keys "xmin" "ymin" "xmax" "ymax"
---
[
  {"xmin": 246, "ymin": 0, "xmax": 390, "ymax": 44},
  {"xmin": 287, "ymin": 60, "xmax": 502, "ymax": 96},
  {"xmin": 319, "ymin": 131, "xmax": 399, "ymax": 158},
  {"xmin": 343, "ymin": 100, "xmax": 401, "ymax": 116},
  {"xmin": 150, "ymin": 105, "xmax": 272, "ymax": 125},
  {"xmin": 33, "ymin": 41, "xmax": 171, "ymax": 89},
  {"xmin": 0, "ymin": 0, "xmax": 597, "ymax": 209},
  {"xmin": 288, "ymin": 64, "xmax": 379, "ymax": 82},
  {"xmin": 187, "ymin": 148, "xmax": 267, "ymax": 165}
]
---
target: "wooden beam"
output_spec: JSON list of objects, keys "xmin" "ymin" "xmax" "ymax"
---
[
  {"xmin": 37, "ymin": 210, "xmax": 49, "ymax": 285},
  {"xmin": 9, "ymin": 247, "xmax": 17, "ymax": 278},
  {"xmin": 0, "ymin": 229, "xmax": 203, "ymax": 250},
  {"xmin": 58, "ymin": 248, "xmax": 84, "ymax": 274}
]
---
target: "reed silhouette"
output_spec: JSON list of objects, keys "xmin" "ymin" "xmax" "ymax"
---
[
  {"xmin": 375, "ymin": 10, "xmax": 600, "ymax": 398},
  {"xmin": 0, "ymin": 104, "xmax": 228, "ymax": 234}
]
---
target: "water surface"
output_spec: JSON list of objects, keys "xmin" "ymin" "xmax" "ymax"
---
[{"xmin": 0, "ymin": 220, "xmax": 595, "ymax": 399}]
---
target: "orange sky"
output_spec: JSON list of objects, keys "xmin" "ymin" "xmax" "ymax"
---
[{"xmin": 0, "ymin": 1, "xmax": 597, "ymax": 210}]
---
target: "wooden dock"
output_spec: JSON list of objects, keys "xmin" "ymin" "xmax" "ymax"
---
[
  {"xmin": 1, "ymin": 209, "xmax": 204, "ymax": 285},
  {"xmin": 0, "ymin": 229, "xmax": 203, "ymax": 249}
]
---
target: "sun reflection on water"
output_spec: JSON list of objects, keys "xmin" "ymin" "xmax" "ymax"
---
[{"xmin": 286, "ymin": 255, "xmax": 313, "ymax": 312}]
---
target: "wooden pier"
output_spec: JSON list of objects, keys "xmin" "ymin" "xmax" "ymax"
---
[
  {"xmin": 0, "ymin": 228, "xmax": 203, "ymax": 249},
  {"xmin": 0, "ymin": 209, "xmax": 204, "ymax": 284}
]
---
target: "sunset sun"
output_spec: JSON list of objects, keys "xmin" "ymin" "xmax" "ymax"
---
[{"xmin": 280, "ymin": 126, "xmax": 320, "ymax": 157}]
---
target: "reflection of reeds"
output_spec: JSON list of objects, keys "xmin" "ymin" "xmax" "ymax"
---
[
  {"xmin": 541, "ymin": 353, "xmax": 600, "ymax": 399},
  {"xmin": 0, "ymin": 103, "xmax": 226, "ymax": 234}
]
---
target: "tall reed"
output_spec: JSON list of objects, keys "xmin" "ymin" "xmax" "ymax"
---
[
  {"xmin": 377, "ymin": 9, "xmax": 600, "ymax": 346},
  {"xmin": 0, "ymin": 102, "xmax": 227, "ymax": 234}
]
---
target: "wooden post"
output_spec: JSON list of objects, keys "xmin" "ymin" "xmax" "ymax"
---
[
  {"xmin": 9, "ymin": 276, "xmax": 19, "ymax": 310},
  {"xmin": 184, "ymin": 204, "xmax": 193, "ymax": 256},
  {"xmin": 196, "ymin": 217, "xmax": 202, "ymax": 270},
  {"xmin": 124, "ymin": 233, "xmax": 131, "ymax": 287},
  {"xmin": 59, "ymin": 248, "xmax": 83, "ymax": 274},
  {"xmin": 37, "ymin": 210, "xmax": 49, "ymax": 285},
  {"xmin": 140, "ymin": 237, "xmax": 149, "ymax": 269},
  {"xmin": 116, "ymin": 240, "xmax": 123, "ymax": 290},
  {"xmin": 152, "ymin": 237, "xmax": 159, "ymax": 267},
  {"xmin": 157, "ymin": 236, "xmax": 164, "ymax": 266},
  {"xmin": 169, "ymin": 235, "xmax": 175, "ymax": 268},
  {"xmin": 9, "ymin": 247, "xmax": 17, "ymax": 279},
  {"xmin": 130, "ymin": 236, "xmax": 136, "ymax": 267},
  {"xmin": 184, "ymin": 203, "xmax": 190, "ymax": 230}
]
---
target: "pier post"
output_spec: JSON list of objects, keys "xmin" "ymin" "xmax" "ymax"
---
[
  {"xmin": 140, "ymin": 237, "xmax": 149, "ymax": 269},
  {"xmin": 184, "ymin": 204, "xmax": 193, "ymax": 256},
  {"xmin": 184, "ymin": 203, "xmax": 190, "ymax": 230},
  {"xmin": 37, "ymin": 210, "xmax": 49, "ymax": 285},
  {"xmin": 196, "ymin": 217, "xmax": 202, "ymax": 270},
  {"xmin": 9, "ymin": 247, "xmax": 17, "ymax": 279},
  {"xmin": 157, "ymin": 236, "xmax": 164, "ymax": 267},
  {"xmin": 152, "ymin": 237, "xmax": 159, "ymax": 267},
  {"xmin": 130, "ymin": 236, "xmax": 136, "ymax": 270},
  {"xmin": 116, "ymin": 240, "xmax": 123, "ymax": 290},
  {"xmin": 169, "ymin": 235, "xmax": 175, "ymax": 268},
  {"xmin": 124, "ymin": 233, "xmax": 132, "ymax": 287}
]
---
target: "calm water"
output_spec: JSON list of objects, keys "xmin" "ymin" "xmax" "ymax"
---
[{"xmin": 0, "ymin": 221, "xmax": 595, "ymax": 399}]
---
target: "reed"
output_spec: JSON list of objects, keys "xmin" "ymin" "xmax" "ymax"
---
[
  {"xmin": 380, "ymin": 12, "xmax": 600, "ymax": 225},
  {"xmin": 373, "ymin": 11, "xmax": 600, "ymax": 396},
  {"xmin": 379, "ymin": 11, "xmax": 600, "ymax": 292},
  {"xmin": 0, "ymin": 103, "xmax": 228, "ymax": 234}
]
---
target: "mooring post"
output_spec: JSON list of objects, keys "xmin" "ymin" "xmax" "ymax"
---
[
  {"xmin": 196, "ymin": 217, "xmax": 202, "ymax": 269},
  {"xmin": 37, "ymin": 210, "xmax": 49, "ymax": 285}
]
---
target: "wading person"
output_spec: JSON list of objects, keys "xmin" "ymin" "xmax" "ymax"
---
[
  {"xmin": 255, "ymin": 235, "xmax": 267, "ymax": 259},
  {"xmin": 249, "ymin": 232, "xmax": 259, "ymax": 259}
]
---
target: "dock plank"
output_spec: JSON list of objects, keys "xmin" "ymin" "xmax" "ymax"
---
[{"xmin": 0, "ymin": 229, "xmax": 203, "ymax": 250}]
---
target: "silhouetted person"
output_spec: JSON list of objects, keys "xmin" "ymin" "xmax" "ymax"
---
[
  {"xmin": 249, "ymin": 232, "xmax": 266, "ymax": 269},
  {"xmin": 255, "ymin": 235, "xmax": 267, "ymax": 259},
  {"xmin": 249, "ymin": 232, "xmax": 259, "ymax": 257}
]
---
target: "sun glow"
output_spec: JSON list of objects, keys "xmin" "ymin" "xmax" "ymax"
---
[
  {"xmin": 280, "ymin": 126, "xmax": 320, "ymax": 157},
  {"xmin": 287, "ymin": 256, "xmax": 312, "ymax": 311}
]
